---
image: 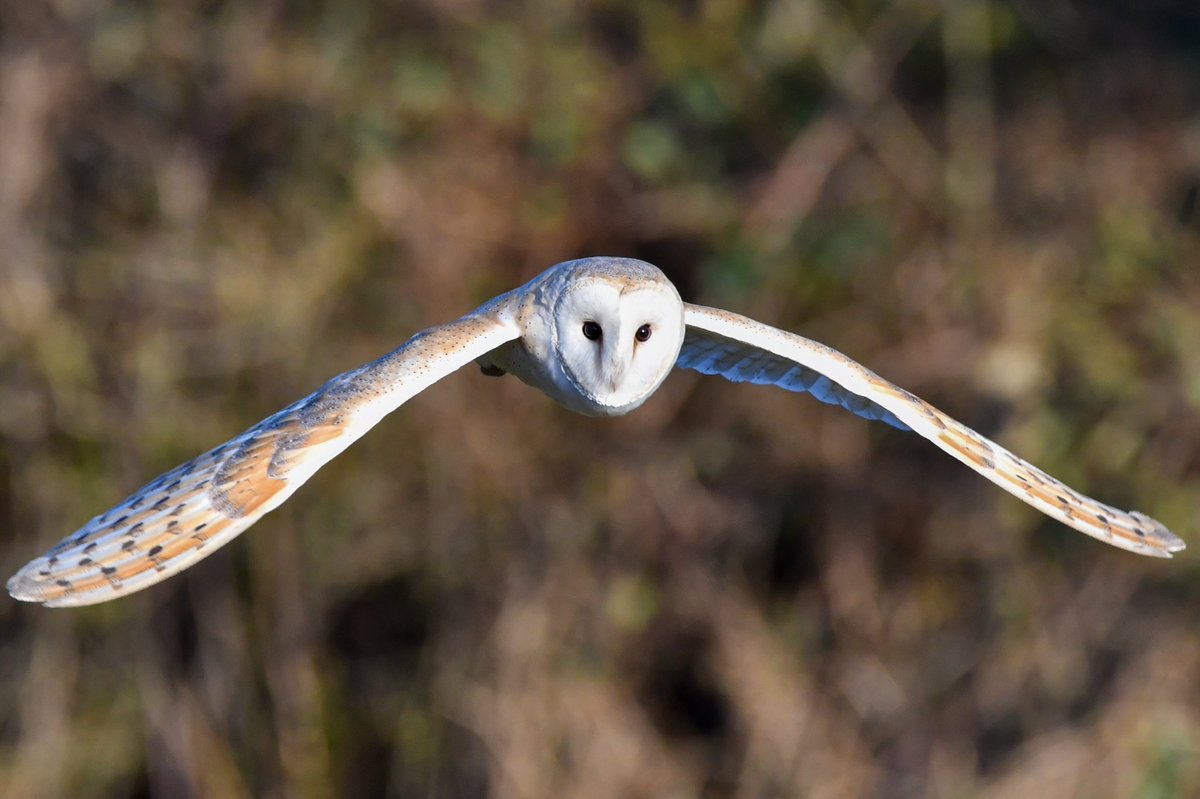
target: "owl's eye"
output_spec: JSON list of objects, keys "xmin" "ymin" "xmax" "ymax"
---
[
  {"xmin": 635, "ymin": 324, "xmax": 652, "ymax": 343},
  {"xmin": 582, "ymin": 321, "xmax": 603, "ymax": 341}
]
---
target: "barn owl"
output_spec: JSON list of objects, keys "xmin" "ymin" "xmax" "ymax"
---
[{"xmin": 7, "ymin": 257, "xmax": 1184, "ymax": 607}]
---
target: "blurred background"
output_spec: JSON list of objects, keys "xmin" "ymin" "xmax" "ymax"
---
[{"xmin": 1, "ymin": 1, "xmax": 1199, "ymax": 797}]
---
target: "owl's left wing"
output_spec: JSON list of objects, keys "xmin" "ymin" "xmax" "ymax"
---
[
  {"xmin": 678, "ymin": 303, "xmax": 1184, "ymax": 558},
  {"xmin": 8, "ymin": 311, "xmax": 520, "ymax": 607}
]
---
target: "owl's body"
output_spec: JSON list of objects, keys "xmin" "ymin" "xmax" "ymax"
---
[{"xmin": 7, "ymin": 258, "xmax": 1184, "ymax": 607}]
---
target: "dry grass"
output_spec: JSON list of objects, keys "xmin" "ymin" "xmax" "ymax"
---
[{"xmin": 1, "ymin": 1, "xmax": 1199, "ymax": 797}]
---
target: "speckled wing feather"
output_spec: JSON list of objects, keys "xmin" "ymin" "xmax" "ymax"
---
[
  {"xmin": 679, "ymin": 303, "xmax": 1185, "ymax": 558},
  {"xmin": 8, "ymin": 311, "xmax": 520, "ymax": 607}
]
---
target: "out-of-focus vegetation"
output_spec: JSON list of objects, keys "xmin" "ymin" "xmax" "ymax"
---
[{"xmin": 1, "ymin": 1, "xmax": 1199, "ymax": 796}]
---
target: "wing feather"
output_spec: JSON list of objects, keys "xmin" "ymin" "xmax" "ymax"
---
[
  {"xmin": 9, "ymin": 310, "xmax": 520, "ymax": 607},
  {"xmin": 679, "ymin": 303, "xmax": 1185, "ymax": 558},
  {"xmin": 677, "ymin": 329, "xmax": 910, "ymax": 428}
]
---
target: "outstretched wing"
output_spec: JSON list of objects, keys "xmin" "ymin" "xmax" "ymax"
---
[
  {"xmin": 8, "ymin": 312, "xmax": 520, "ymax": 607},
  {"xmin": 678, "ymin": 303, "xmax": 1185, "ymax": 558}
]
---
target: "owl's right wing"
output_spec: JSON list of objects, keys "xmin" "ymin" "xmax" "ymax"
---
[
  {"xmin": 8, "ymin": 310, "xmax": 521, "ymax": 607},
  {"xmin": 678, "ymin": 302, "xmax": 1184, "ymax": 559}
]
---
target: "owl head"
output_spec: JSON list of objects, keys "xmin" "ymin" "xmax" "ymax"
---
[{"xmin": 548, "ymin": 258, "xmax": 686, "ymax": 416}]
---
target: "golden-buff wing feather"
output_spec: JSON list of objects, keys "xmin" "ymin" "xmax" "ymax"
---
[
  {"xmin": 8, "ymin": 312, "xmax": 520, "ymax": 607},
  {"xmin": 677, "ymin": 303, "xmax": 1184, "ymax": 558}
]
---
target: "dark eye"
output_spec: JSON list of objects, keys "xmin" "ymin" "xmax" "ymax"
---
[
  {"xmin": 635, "ymin": 324, "xmax": 652, "ymax": 343},
  {"xmin": 582, "ymin": 321, "xmax": 603, "ymax": 341}
]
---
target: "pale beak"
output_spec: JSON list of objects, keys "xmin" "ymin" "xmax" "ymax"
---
[{"xmin": 604, "ymin": 340, "xmax": 628, "ymax": 392}]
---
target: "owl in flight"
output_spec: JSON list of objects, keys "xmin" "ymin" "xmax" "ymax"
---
[{"xmin": 7, "ymin": 258, "xmax": 1184, "ymax": 607}]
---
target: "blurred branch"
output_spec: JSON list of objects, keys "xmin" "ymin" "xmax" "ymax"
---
[{"xmin": 746, "ymin": 0, "xmax": 941, "ymax": 252}]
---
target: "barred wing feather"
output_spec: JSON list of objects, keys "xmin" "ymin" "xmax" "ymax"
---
[
  {"xmin": 678, "ymin": 303, "xmax": 1184, "ymax": 559},
  {"xmin": 8, "ymin": 314, "xmax": 519, "ymax": 607}
]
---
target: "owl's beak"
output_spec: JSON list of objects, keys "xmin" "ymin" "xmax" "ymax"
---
[{"xmin": 604, "ymin": 343, "xmax": 628, "ymax": 392}]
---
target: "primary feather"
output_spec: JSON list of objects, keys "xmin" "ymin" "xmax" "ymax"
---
[
  {"xmin": 679, "ymin": 303, "xmax": 1184, "ymax": 559},
  {"xmin": 8, "ymin": 313, "xmax": 518, "ymax": 606}
]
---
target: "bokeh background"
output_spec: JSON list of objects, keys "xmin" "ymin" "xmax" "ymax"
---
[{"xmin": 1, "ymin": 1, "xmax": 1199, "ymax": 797}]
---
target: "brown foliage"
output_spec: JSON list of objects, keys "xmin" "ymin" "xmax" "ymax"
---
[{"xmin": 1, "ymin": 1, "xmax": 1198, "ymax": 796}]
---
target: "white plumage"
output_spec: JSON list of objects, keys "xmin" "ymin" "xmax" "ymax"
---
[{"xmin": 7, "ymin": 257, "xmax": 1184, "ymax": 607}]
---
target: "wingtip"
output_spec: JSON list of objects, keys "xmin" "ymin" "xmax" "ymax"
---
[
  {"xmin": 7, "ymin": 567, "xmax": 46, "ymax": 604},
  {"xmin": 1127, "ymin": 510, "xmax": 1186, "ymax": 558},
  {"xmin": 7, "ymin": 568, "xmax": 87, "ymax": 608},
  {"xmin": 1148, "ymin": 533, "xmax": 1186, "ymax": 558},
  {"xmin": 6, "ymin": 559, "xmax": 79, "ymax": 606}
]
